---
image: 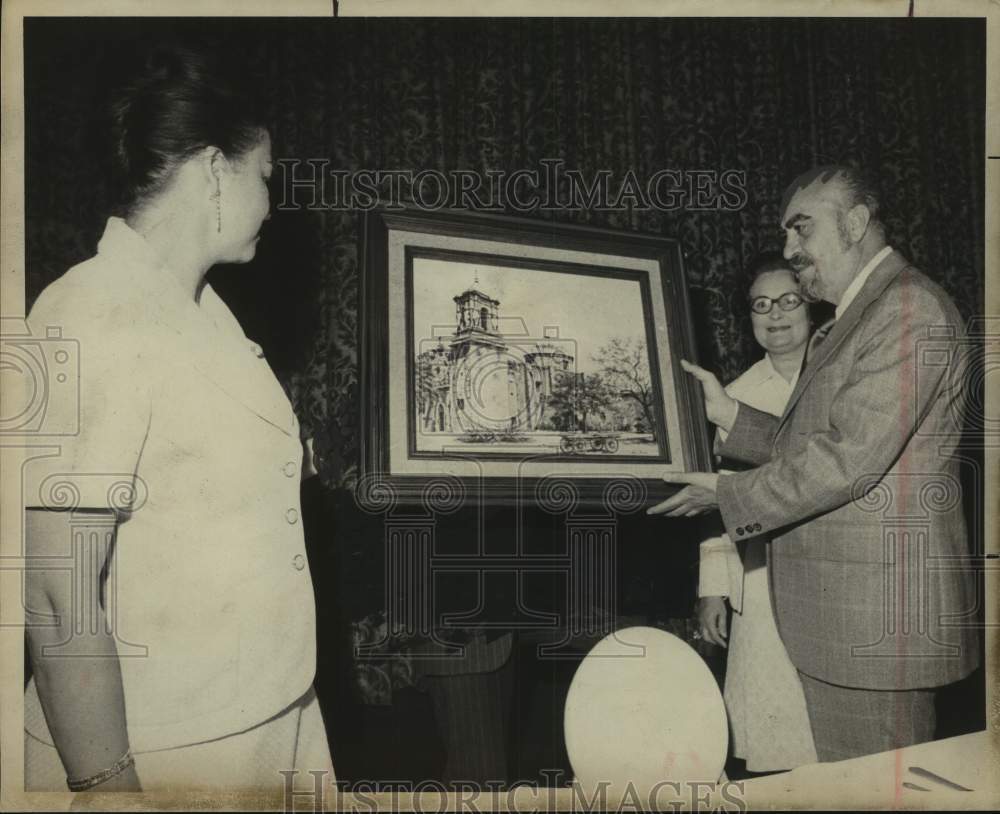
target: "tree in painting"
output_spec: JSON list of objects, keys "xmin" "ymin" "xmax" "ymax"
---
[
  {"xmin": 593, "ymin": 336, "xmax": 656, "ymax": 441},
  {"xmin": 546, "ymin": 372, "xmax": 615, "ymax": 433}
]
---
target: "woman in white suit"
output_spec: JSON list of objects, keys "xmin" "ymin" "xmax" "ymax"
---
[
  {"xmin": 23, "ymin": 45, "xmax": 333, "ymax": 793},
  {"xmin": 696, "ymin": 253, "xmax": 818, "ymax": 773}
]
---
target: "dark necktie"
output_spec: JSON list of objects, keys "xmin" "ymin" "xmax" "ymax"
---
[{"xmin": 805, "ymin": 318, "xmax": 836, "ymax": 365}]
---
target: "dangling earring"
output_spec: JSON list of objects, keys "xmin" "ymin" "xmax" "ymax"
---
[{"xmin": 210, "ymin": 180, "xmax": 221, "ymax": 233}]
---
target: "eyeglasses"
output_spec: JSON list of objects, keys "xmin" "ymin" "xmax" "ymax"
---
[{"xmin": 750, "ymin": 291, "xmax": 804, "ymax": 315}]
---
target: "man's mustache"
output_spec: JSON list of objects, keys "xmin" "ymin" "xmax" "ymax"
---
[{"xmin": 789, "ymin": 253, "xmax": 812, "ymax": 272}]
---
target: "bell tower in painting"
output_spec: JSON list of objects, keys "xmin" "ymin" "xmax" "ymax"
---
[
  {"xmin": 415, "ymin": 270, "xmax": 576, "ymax": 436},
  {"xmin": 447, "ymin": 274, "xmax": 513, "ymax": 432},
  {"xmin": 451, "ymin": 276, "xmax": 504, "ymax": 353}
]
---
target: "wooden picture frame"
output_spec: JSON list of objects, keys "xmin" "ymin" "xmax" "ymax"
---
[{"xmin": 359, "ymin": 208, "xmax": 712, "ymax": 508}]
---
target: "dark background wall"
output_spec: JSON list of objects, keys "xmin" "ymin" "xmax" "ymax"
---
[
  {"xmin": 23, "ymin": 16, "xmax": 986, "ymax": 778},
  {"xmin": 25, "ymin": 15, "xmax": 986, "ymax": 470}
]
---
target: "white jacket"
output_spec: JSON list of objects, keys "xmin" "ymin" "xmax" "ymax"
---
[{"xmin": 23, "ymin": 218, "xmax": 316, "ymax": 751}]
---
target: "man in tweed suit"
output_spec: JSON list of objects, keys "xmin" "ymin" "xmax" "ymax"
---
[{"xmin": 649, "ymin": 165, "xmax": 979, "ymax": 761}]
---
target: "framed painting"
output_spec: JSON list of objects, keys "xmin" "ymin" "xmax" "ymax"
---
[{"xmin": 359, "ymin": 208, "xmax": 712, "ymax": 508}]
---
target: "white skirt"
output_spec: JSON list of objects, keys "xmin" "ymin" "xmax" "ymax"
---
[
  {"xmin": 724, "ymin": 540, "xmax": 818, "ymax": 772},
  {"xmin": 25, "ymin": 685, "xmax": 335, "ymax": 793}
]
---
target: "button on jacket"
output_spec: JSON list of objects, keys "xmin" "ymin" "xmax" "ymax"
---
[
  {"xmin": 23, "ymin": 218, "xmax": 317, "ymax": 751},
  {"xmin": 715, "ymin": 252, "xmax": 979, "ymax": 691}
]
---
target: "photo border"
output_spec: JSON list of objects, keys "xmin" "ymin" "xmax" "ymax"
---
[{"xmin": 1, "ymin": 1, "xmax": 996, "ymax": 811}]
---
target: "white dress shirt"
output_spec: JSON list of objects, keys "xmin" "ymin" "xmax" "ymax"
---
[{"xmin": 835, "ymin": 245, "xmax": 893, "ymax": 320}]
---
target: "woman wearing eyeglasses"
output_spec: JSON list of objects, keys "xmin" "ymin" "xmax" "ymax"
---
[{"xmin": 696, "ymin": 252, "xmax": 818, "ymax": 773}]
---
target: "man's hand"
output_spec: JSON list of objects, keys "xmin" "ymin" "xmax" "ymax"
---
[
  {"xmin": 680, "ymin": 359, "xmax": 738, "ymax": 433},
  {"xmin": 696, "ymin": 596, "xmax": 728, "ymax": 648},
  {"xmin": 646, "ymin": 472, "xmax": 719, "ymax": 517}
]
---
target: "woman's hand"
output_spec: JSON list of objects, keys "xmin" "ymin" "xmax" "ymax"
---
[
  {"xmin": 679, "ymin": 360, "xmax": 739, "ymax": 432},
  {"xmin": 301, "ymin": 437, "xmax": 318, "ymax": 480},
  {"xmin": 696, "ymin": 596, "xmax": 728, "ymax": 648}
]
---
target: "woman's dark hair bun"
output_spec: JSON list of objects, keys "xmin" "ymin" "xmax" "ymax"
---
[{"xmin": 109, "ymin": 42, "xmax": 265, "ymax": 215}]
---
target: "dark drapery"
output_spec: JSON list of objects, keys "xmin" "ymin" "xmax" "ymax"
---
[{"xmin": 24, "ymin": 15, "xmax": 985, "ymax": 651}]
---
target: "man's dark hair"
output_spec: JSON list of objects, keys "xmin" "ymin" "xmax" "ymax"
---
[{"xmin": 781, "ymin": 164, "xmax": 885, "ymax": 237}]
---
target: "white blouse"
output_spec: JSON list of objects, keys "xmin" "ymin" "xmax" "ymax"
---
[{"xmin": 698, "ymin": 354, "xmax": 798, "ymax": 609}]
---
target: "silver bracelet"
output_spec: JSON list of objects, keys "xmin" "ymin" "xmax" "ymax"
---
[{"xmin": 66, "ymin": 749, "xmax": 135, "ymax": 792}]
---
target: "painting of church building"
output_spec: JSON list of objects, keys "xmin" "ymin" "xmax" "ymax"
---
[{"xmin": 416, "ymin": 284, "xmax": 575, "ymax": 436}]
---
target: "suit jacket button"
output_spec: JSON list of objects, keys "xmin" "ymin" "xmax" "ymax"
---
[
  {"xmin": 292, "ymin": 554, "xmax": 306, "ymax": 571},
  {"xmin": 754, "ymin": 523, "xmax": 762, "ymax": 532},
  {"xmin": 283, "ymin": 461, "xmax": 298, "ymax": 478},
  {"xmin": 286, "ymin": 508, "xmax": 299, "ymax": 524},
  {"xmin": 736, "ymin": 527, "xmax": 744, "ymax": 536}
]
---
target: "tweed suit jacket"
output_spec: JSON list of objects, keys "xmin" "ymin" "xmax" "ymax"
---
[{"xmin": 716, "ymin": 250, "xmax": 979, "ymax": 691}]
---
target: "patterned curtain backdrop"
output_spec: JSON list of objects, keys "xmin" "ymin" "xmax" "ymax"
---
[{"xmin": 24, "ymin": 17, "xmax": 985, "ymax": 624}]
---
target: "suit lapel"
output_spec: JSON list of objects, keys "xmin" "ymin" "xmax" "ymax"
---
[
  {"xmin": 96, "ymin": 219, "xmax": 296, "ymax": 438},
  {"xmin": 191, "ymin": 335, "xmax": 296, "ymax": 438},
  {"xmin": 776, "ymin": 250, "xmax": 911, "ymax": 431},
  {"xmin": 150, "ymin": 288, "xmax": 296, "ymax": 438}
]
